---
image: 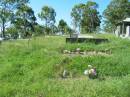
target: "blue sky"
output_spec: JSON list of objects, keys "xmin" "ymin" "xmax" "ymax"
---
[{"xmin": 29, "ymin": 0, "xmax": 111, "ymax": 27}]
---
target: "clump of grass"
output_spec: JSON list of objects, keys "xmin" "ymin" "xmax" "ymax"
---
[{"xmin": 0, "ymin": 35, "xmax": 130, "ymax": 97}]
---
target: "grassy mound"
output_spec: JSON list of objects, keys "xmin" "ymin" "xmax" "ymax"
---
[{"xmin": 0, "ymin": 34, "xmax": 130, "ymax": 97}]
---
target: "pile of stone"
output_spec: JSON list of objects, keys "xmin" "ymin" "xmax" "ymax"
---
[
  {"xmin": 63, "ymin": 48, "xmax": 111, "ymax": 56},
  {"xmin": 62, "ymin": 69, "xmax": 69, "ymax": 78},
  {"xmin": 61, "ymin": 69, "xmax": 73, "ymax": 78},
  {"xmin": 63, "ymin": 48, "xmax": 86, "ymax": 55}
]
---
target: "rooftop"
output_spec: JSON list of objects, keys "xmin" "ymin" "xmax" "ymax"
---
[{"xmin": 123, "ymin": 18, "xmax": 130, "ymax": 22}]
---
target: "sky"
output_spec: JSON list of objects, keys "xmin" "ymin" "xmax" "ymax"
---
[{"xmin": 29, "ymin": 0, "xmax": 111, "ymax": 27}]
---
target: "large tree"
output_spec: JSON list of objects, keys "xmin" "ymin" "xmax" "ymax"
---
[
  {"xmin": 58, "ymin": 19, "xmax": 67, "ymax": 34},
  {"xmin": 38, "ymin": 6, "xmax": 56, "ymax": 34},
  {"xmin": 58, "ymin": 19, "xmax": 73, "ymax": 35},
  {"xmin": 0, "ymin": 0, "xmax": 29, "ymax": 38},
  {"xmin": 103, "ymin": 0, "xmax": 130, "ymax": 33},
  {"xmin": 13, "ymin": 4, "xmax": 36, "ymax": 37},
  {"xmin": 71, "ymin": 1, "xmax": 101, "ymax": 33},
  {"xmin": 71, "ymin": 4, "xmax": 85, "ymax": 32},
  {"xmin": 81, "ymin": 1, "xmax": 101, "ymax": 33},
  {"xmin": 34, "ymin": 24, "xmax": 45, "ymax": 35}
]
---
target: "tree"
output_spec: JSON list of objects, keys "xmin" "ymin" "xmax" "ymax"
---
[
  {"xmin": 65, "ymin": 26, "xmax": 74, "ymax": 35},
  {"xmin": 0, "ymin": 0, "xmax": 29, "ymax": 38},
  {"xmin": 81, "ymin": 1, "xmax": 101, "ymax": 33},
  {"xmin": 71, "ymin": 4, "xmax": 85, "ymax": 32},
  {"xmin": 71, "ymin": 1, "xmax": 101, "ymax": 34},
  {"xmin": 58, "ymin": 19, "xmax": 67, "ymax": 34},
  {"xmin": 103, "ymin": 20, "xmax": 116, "ymax": 33},
  {"xmin": 34, "ymin": 24, "xmax": 45, "ymax": 35},
  {"xmin": 0, "ymin": 7, "xmax": 10, "ymax": 38},
  {"xmin": 38, "ymin": 6, "xmax": 56, "ymax": 35},
  {"xmin": 103, "ymin": 0, "xmax": 130, "ymax": 33},
  {"xmin": 6, "ymin": 26, "xmax": 18, "ymax": 39},
  {"xmin": 13, "ymin": 4, "xmax": 36, "ymax": 38},
  {"xmin": 50, "ymin": 25, "xmax": 58, "ymax": 34}
]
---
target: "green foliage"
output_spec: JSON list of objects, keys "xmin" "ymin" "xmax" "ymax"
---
[
  {"xmin": 34, "ymin": 24, "xmax": 45, "ymax": 35},
  {"xmin": 58, "ymin": 19, "xmax": 73, "ymax": 35},
  {"xmin": 71, "ymin": 3, "xmax": 85, "ymax": 32},
  {"xmin": 38, "ymin": 6, "xmax": 56, "ymax": 35},
  {"xmin": 58, "ymin": 19, "xmax": 67, "ymax": 34},
  {"xmin": 103, "ymin": 0, "xmax": 130, "ymax": 33},
  {"xmin": 71, "ymin": 1, "xmax": 101, "ymax": 33},
  {"xmin": 6, "ymin": 26, "xmax": 19, "ymax": 38},
  {"xmin": 65, "ymin": 26, "xmax": 74, "ymax": 35},
  {"xmin": 103, "ymin": 21, "xmax": 116, "ymax": 33},
  {"xmin": 13, "ymin": 4, "xmax": 36, "ymax": 38},
  {"xmin": 82, "ymin": 1, "xmax": 101, "ymax": 33},
  {"xmin": 0, "ymin": 0, "xmax": 29, "ymax": 38}
]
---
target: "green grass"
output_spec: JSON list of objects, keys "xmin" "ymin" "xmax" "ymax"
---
[{"xmin": 0, "ymin": 34, "xmax": 130, "ymax": 97}]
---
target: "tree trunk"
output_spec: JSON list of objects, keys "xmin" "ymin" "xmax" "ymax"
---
[
  {"xmin": 2, "ymin": 19, "xmax": 5, "ymax": 38},
  {"xmin": 24, "ymin": 13, "xmax": 26, "ymax": 38},
  {"xmin": 45, "ymin": 19, "xmax": 47, "ymax": 35},
  {"xmin": 23, "ymin": 20, "xmax": 27, "ymax": 38}
]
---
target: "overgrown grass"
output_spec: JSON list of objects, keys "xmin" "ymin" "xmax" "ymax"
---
[{"xmin": 0, "ymin": 34, "xmax": 130, "ymax": 97}]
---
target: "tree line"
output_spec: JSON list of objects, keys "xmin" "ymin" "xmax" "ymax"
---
[{"xmin": 0, "ymin": 0, "xmax": 130, "ymax": 39}]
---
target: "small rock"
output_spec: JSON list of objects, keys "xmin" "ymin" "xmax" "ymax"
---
[
  {"xmin": 71, "ymin": 51, "xmax": 75, "ymax": 54},
  {"xmin": 63, "ymin": 50, "xmax": 69, "ymax": 54},
  {"xmin": 80, "ymin": 52, "xmax": 86, "ymax": 55},
  {"xmin": 75, "ymin": 51, "xmax": 80, "ymax": 54},
  {"xmin": 76, "ymin": 48, "xmax": 80, "ymax": 52},
  {"xmin": 62, "ymin": 69, "xmax": 69, "ymax": 78},
  {"xmin": 68, "ymin": 51, "xmax": 71, "ymax": 54}
]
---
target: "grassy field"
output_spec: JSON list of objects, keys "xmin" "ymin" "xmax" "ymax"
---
[{"xmin": 0, "ymin": 34, "xmax": 130, "ymax": 97}]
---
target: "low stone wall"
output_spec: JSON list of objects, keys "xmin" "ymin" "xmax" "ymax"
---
[{"xmin": 66, "ymin": 38, "xmax": 109, "ymax": 44}]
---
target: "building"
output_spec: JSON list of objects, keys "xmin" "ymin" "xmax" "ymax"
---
[{"xmin": 115, "ymin": 18, "xmax": 130, "ymax": 38}]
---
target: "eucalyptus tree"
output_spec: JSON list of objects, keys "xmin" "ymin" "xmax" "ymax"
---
[
  {"xmin": 81, "ymin": 1, "xmax": 101, "ymax": 33},
  {"xmin": 13, "ymin": 4, "xmax": 36, "ymax": 37},
  {"xmin": 6, "ymin": 26, "xmax": 18, "ymax": 38},
  {"xmin": 34, "ymin": 24, "xmax": 45, "ymax": 35},
  {"xmin": 50, "ymin": 25, "xmax": 58, "ymax": 34},
  {"xmin": 65, "ymin": 26, "xmax": 74, "ymax": 35},
  {"xmin": 71, "ymin": 1, "xmax": 101, "ymax": 33},
  {"xmin": 71, "ymin": 3, "xmax": 85, "ymax": 32},
  {"xmin": 58, "ymin": 19, "xmax": 67, "ymax": 34},
  {"xmin": 38, "ymin": 6, "xmax": 56, "ymax": 34},
  {"xmin": 0, "ymin": 0, "xmax": 29, "ymax": 38},
  {"xmin": 103, "ymin": 0, "xmax": 130, "ymax": 33},
  {"xmin": 0, "ymin": 7, "xmax": 10, "ymax": 37}
]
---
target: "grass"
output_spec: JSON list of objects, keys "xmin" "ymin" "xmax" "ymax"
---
[{"xmin": 0, "ymin": 34, "xmax": 130, "ymax": 97}]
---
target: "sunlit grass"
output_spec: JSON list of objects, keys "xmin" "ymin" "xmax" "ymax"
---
[{"xmin": 0, "ymin": 34, "xmax": 130, "ymax": 97}]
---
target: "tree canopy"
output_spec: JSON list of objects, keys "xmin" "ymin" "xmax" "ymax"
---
[
  {"xmin": 103, "ymin": 0, "xmax": 130, "ymax": 33},
  {"xmin": 71, "ymin": 3, "xmax": 85, "ymax": 32},
  {"xmin": 0, "ymin": 0, "xmax": 29, "ymax": 38},
  {"xmin": 38, "ymin": 6, "xmax": 56, "ymax": 35},
  {"xmin": 58, "ymin": 19, "xmax": 67, "ymax": 34},
  {"xmin": 1, "ymin": 0, "xmax": 128, "ymax": 38},
  {"xmin": 13, "ymin": 4, "xmax": 36, "ymax": 37},
  {"xmin": 71, "ymin": 1, "xmax": 101, "ymax": 33},
  {"xmin": 38, "ymin": 6, "xmax": 56, "ymax": 27}
]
